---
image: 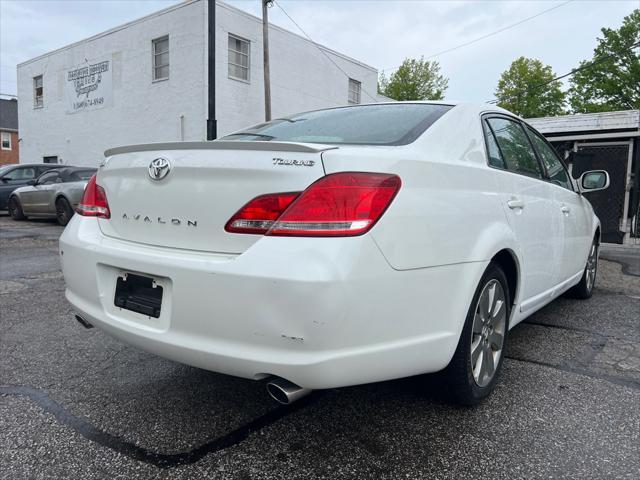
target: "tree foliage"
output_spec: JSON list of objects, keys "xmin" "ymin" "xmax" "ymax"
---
[
  {"xmin": 495, "ymin": 57, "xmax": 565, "ymax": 118},
  {"xmin": 568, "ymin": 9, "xmax": 640, "ymax": 113},
  {"xmin": 378, "ymin": 57, "xmax": 448, "ymax": 101}
]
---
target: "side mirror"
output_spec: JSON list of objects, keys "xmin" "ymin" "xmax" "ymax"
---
[
  {"xmin": 27, "ymin": 179, "xmax": 37, "ymax": 186},
  {"xmin": 578, "ymin": 170, "xmax": 609, "ymax": 193},
  {"xmin": 0, "ymin": 177, "xmax": 7, "ymax": 183}
]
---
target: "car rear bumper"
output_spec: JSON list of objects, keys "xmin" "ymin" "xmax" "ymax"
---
[{"xmin": 60, "ymin": 217, "xmax": 488, "ymax": 389}]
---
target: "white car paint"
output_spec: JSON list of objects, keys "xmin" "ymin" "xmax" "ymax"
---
[{"xmin": 59, "ymin": 102, "xmax": 602, "ymax": 390}]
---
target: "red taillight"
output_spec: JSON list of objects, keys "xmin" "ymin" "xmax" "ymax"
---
[
  {"xmin": 225, "ymin": 172, "xmax": 401, "ymax": 237},
  {"xmin": 225, "ymin": 192, "xmax": 299, "ymax": 234},
  {"xmin": 76, "ymin": 174, "xmax": 110, "ymax": 219}
]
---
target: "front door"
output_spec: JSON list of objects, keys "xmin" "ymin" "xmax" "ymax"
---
[
  {"xmin": 525, "ymin": 125, "xmax": 589, "ymax": 282},
  {"xmin": 0, "ymin": 166, "xmax": 38, "ymax": 209},
  {"xmin": 21, "ymin": 170, "xmax": 60, "ymax": 214}
]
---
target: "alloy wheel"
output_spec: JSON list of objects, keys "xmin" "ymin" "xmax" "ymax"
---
[
  {"xmin": 470, "ymin": 279, "xmax": 507, "ymax": 387},
  {"xmin": 56, "ymin": 202, "xmax": 68, "ymax": 224},
  {"xmin": 585, "ymin": 242, "xmax": 598, "ymax": 292},
  {"xmin": 8, "ymin": 199, "xmax": 17, "ymax": 217}
]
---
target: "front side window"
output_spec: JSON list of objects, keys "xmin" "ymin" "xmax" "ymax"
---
[
  {"xmin": 222, "ymin": 103, "xmax": 453, "ymax": 146},
  {"xmin": 152, "ymin": 36, "xmax": 169, "ymax": 81},
  {"xmin": 1, "ymin": 132, "xmax": 10, "ymax": 150},
  {"xmin": 38, "ymin": 171, "xmax": 60, "ymax": 185},
  {"xmin": 486, "ymin": 117, "xmax": 542, "ymax": 179},
  {"xmin": 348, "ymin": 78, "xmax": 361, "ymax": 105},
  {"xmin": 526, "ymin": 126, "xmax": 573, "ymax": 191},
  {"xmin": 33, "ymin": 75, "xmax": 43, "ymax": 108},
  {"xmin": 4, "ymin": 167, "xmax": 36, "ymax": 181},
  {"xmin": 228, "ymin": 34, "xmax": 250, "ymax": 82}
]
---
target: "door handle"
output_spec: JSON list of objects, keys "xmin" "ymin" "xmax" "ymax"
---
[
  {"xmin": 561, "ymin": 205, "xmax": 571, "ymax": 214},
  {"xmin": 507, "ymin": 199, "xmax": 525, "ymax": 209}
]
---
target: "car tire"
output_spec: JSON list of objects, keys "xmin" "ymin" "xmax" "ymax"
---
[
  {"xmin": 55, "ymin": 197, "xmax": 74, "ymax": 226},
  {"xmin": 8, "ymin": 196, "xmax": 26, "ymax": 221},
  {"xmin": 442, "ymin": 262, "xmax": 510, "ymax": 405},
  {"xmin": 566, "ymin": 238, "xmax": 598, "ymax": 300}
]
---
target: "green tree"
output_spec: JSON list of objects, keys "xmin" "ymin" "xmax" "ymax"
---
[
  {"xmin": 568, "ymin": 9, "xmax": 640, "ymax": 113},
  {"xmin": 495, "ymin": 57, "xmax": 565, "ymax": 118},
  {"xmin": 378, "ymin": 57, "xmax": 448, "ymax": 101}
]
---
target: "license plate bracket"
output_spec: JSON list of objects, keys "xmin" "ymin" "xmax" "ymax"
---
[{"xmin": 114, "ymin": 273, "xmax": 163, "ymax": 318}]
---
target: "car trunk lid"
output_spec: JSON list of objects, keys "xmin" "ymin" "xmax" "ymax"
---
[{"xmin": 97, "ymin": 141, "xmax": 332, "ymax": 254}]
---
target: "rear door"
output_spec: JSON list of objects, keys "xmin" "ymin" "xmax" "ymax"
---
[
  {"xmin": 525, "ymin": 125, "xmax": 589, "ymax": 282},
  {"xmin": 483, "ymin": 116, "xmax": 561, "ymax": 308}
]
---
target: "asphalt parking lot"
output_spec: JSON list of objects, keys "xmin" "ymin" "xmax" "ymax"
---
[{"xmin": 1, "ymin": 215, "xmax": 639, "ymax": 480}]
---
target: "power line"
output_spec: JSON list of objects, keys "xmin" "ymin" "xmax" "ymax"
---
[
  {"xmin": 381, "ymin": 0, "xmax": 575, "ymax": 73},
  {"xmin": 486, "ymin": 40, "xmax": 640, "ymax": 105},
  {"xmin": 273, "ymin": 0, "xmax": 379, "ymax": 102}
]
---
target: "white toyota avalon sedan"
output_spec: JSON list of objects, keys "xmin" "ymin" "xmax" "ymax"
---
[{"xmin": 60, "ymin": 102, "xmax": 609, "ymax": 405}]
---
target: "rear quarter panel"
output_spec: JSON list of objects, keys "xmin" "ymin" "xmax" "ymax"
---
[
  {"xmin": 321, "ymin": 104, "xmax": 514, "ymax": 271},
  {"xmin": 58, "ymin": 181, "xmax": 89, "ymax": 208}
]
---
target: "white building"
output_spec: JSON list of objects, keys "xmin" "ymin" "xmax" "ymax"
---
[{"xmin": 17, "ymin": 0, "xmax": 379, "ymax": 166}]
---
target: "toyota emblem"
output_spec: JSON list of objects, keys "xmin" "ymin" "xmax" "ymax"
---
[{"xmin": 148, "ymin": 157, "xmax": 171, "ymax": 181}]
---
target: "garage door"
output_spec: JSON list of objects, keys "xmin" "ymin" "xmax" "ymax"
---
[{"xmin": 571, "ymin": 143, "xmax": 629, "ymax": 244}]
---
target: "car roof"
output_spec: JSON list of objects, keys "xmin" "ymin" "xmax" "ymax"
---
[
  {"xmin": 38, "ymin": 166, "xmax": 96, "ymax": 180},
  {"xmin": 28, "ymin": 163, "xmax": 65, "ymax": 166},
  {"xmin": 354, "ymin": 100, "xmax": 518, "ymax": 117},
  {"xmin": 56, "ymin": 167, "xmax": 97, "ymax": 174}
]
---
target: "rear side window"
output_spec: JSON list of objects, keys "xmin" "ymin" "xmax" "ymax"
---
[
  {"xmin": 68, "ymin": 170, "xmax": 96, "ymax": 181},
  {"xmin": 37, "ymin": 167, "xmax": 50, "ymax": 175},
  {"xmin": 483, "ymin": 120, "xmax": 506, "ymax": 169},
  {"xmin": 221, "ymin": 103, "xmax": 453, "ymax": 146},
  {"xmin": 525, "ymin": 126, "xmax": 573, "ymax": 191},
  {"xmin": 486, "ymin": 117, "xmax": 542, "ymax": 179}
]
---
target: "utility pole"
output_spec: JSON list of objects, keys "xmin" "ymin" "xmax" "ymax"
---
[{"xmin": 262, "ymin": 0, "xmax": 272, "ymax": 122}]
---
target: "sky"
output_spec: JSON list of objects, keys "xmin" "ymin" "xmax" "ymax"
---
[{"xmin": 1, "ymin": 0, "xmax": 638, "ymax": 103}]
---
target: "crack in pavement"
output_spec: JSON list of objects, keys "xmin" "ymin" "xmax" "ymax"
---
[
  {"xmin": 0, "ymin": 385, "xmax": 321, "ymax": 469},
  {"xmin": 504, "ymin": 356, "xmax": 640, "ymax": 390},
  {"xmin": 515, "ymin": 320, "xmax": 640, "ymax": 389}
]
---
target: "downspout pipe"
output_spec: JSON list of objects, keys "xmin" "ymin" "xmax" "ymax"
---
[{"xmin": 206, "ymin": 0, "xmax": 217, "ymax": 140}]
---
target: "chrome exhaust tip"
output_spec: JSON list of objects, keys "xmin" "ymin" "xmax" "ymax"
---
[
  {"xmin": 266, "ymin": 378, "xmax": 311, "ymax": 405},
  {"xmin": 75, "ymin": 314, "xmax": 94, "ymax": 329}
]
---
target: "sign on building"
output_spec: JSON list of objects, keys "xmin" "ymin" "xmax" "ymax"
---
[{"xmin": 65, "ymin": 58, "xmax": 112, "ymax": 114}]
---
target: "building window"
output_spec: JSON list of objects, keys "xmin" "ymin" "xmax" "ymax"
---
[
  {"xmin": 228, "ymin": 34, "xmax": 250, "ymax": 82},
  {"xmin": 348, "ymin": 79, "xmax": 361, "ymax": 105},
  {"xmin": 152, "ymin": 35, "xmax": 169, "ymax": 81},
  {"xmin": 33, "ymin": 75, "xmax": 43, "ymax": 108},
  {"xmin": 43, "ymin": 156, "xmax": 59, "ymax": 164},
  {"xmin": 1, "ymin": 132, "xmax": 11, "ymax": 150}
]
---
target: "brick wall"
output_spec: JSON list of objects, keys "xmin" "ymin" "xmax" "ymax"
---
[{"xmin": 0, "ymin": 131, "xmax": 19, "ymax": 165}]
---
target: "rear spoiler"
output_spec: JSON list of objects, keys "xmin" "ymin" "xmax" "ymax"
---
[{"xmin": 104, "ymin": 140, "xmax": 338, "ymax": 157}]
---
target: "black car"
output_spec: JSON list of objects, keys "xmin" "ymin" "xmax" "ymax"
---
[{"xmin": 0, "ymin": 164, "xmax": 65, "ymax": 210}]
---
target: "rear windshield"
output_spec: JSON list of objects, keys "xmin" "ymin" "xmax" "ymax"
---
[{"xmin": 221, "ymin": 103, "xmax": 453, "ymax": 146}]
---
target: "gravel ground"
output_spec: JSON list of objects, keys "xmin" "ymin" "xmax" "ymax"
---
[{"xmin": 1, "ymin": 215, "xmax": 639, "ymax": 479}]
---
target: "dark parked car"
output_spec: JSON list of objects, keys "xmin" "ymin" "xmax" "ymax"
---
[
  {"xmin": 8, "ymin": 167, "xmax": 96, "ymax": 226},
  {"xmin": 0, "ymin": 163, "xmax": 65, "ymax": 211}
]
